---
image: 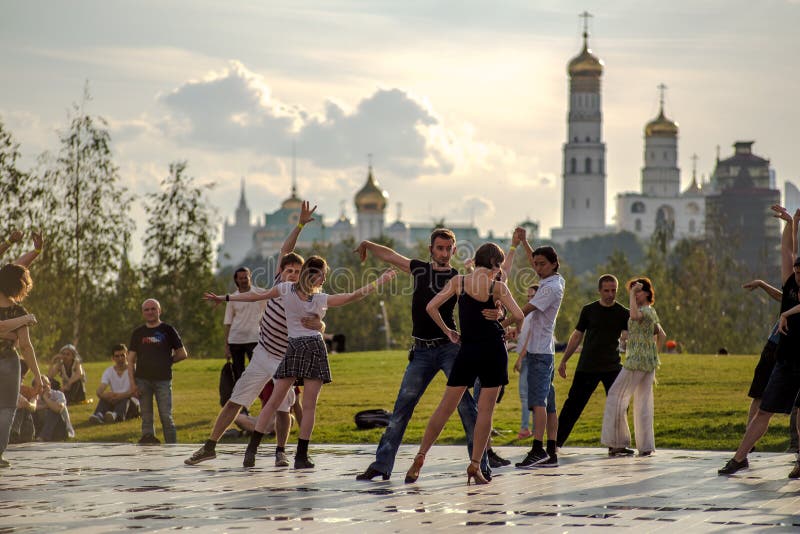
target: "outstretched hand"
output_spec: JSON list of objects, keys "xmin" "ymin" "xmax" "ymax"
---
[
  {"xmin": 32, "ymin": 231, "xmax": 43, "ymax": 251},
  {"xmin": 203, "ymin": 292, "xmax": 224, "ymax": 308},
  {"xmin": 742, "ymin": 280, "xmax": 762, "ymax": 291},
  {"xmin": 354, "ymin": 241, "xmax": 369, "ymax": 262},
  {"xmin": 376, "ymin": 269, "xmax": 397, "ymax": 285},
  {"xmin": 299, "ymin": 201, "xmax": 317, "ymax": 226},
  {"xmin": 771, "ymin": 204, "xmax": 792, "ymax": 223}
]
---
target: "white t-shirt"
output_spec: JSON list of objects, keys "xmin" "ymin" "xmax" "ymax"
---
[
  {"xmin": 525, "ymin": 273, "xmax": 565, "ymax": 355},
  {"xmin": 224, "ymin": 288, "xmax": 267, "ymax": 344},
  {"xmin": 101, "ymin": 365, "xmax": 132, "ymax": 393},
  {"xmin": 276, "ymin": 282, "xmax": 328, "ymax": 338}
]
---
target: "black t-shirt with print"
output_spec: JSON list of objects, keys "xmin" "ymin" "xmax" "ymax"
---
[{"xmin": 129, "ymin": 322, "xmax": 184, "ymax": 380}]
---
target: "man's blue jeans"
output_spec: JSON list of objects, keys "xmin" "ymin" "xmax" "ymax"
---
[
  {"xmin": 136, "ymin": 378, "xmax": 176, "ymax": 443},
  {"xmin": 93, "ymin": 397, "xmax": 130, "ymax": 422},
  {"xmin": 369, "ymin": 342, "xmax": 488, "ymax": 476}
]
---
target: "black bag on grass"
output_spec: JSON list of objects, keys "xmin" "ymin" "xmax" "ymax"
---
[{"xmin": 355, "ymin": 409, "xmax": 391, "ymax": 429}]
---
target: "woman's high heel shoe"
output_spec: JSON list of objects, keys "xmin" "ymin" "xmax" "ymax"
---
[
  {"xmin": 467, "ymin": 460, "xmax": 489, "ymax": 485},
  {"xmin": 405, "ymin": 452, "xmax": 425, "ymax": 484}
]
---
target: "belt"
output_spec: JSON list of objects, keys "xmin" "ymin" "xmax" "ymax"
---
[{"xmin": 414, "ymin": 338, "xmax": 450, "ymax": 349}]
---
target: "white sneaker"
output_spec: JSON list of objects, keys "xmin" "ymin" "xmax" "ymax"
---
[{"xmin": 104, "ymin": 411, "xmax": 116, "ymax": 423}]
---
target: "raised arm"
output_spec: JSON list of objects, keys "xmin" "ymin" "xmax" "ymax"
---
[
  {"xmin": 519, "ymin": 235, "xmax": 535, "ymax": 269},
  {"xmin": 629, "ymin": 282, "xmax": 644, "ymax": 321},
  {"xmin": 499, "ymin": 227, "xmax": 524, "ymax": 281},
  {"xmin": 425, "ymin": 277, "xmax": 460, "ymax": 343},
  {"xmin": 354, "ymin": 241, "xmax": 412, "ymax": 273},
  {"xmin": 15, "ymin": 231, "xmax": 43, "ymax": 268},
  {"xmin": 742, "ymin": 279, "xmax": 782, "ymax": 302},
  {"xmin": 773, "ymin": 205, "xmax": 795, "ymax": 281},
  {"xmin": 0, "ymin": 229, "xmax": 23, "ymax": 258},
  {"xmin": 280, "ymin": 201, "xmax": 316, "ymax": 258},
  {"xmin": 0, "ymin": 314, "xmax": 36, "ymax": 335},
  {"xmin": 327, "ymin": 269, "xmax": 397, "ymax": 307}
]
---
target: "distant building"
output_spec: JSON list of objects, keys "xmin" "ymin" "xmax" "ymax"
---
[
  {"xmin": 785, "ymin": 180, "xmax": 800, "ymax": 216},
  {"xmin": 705, "ymin": 141, "xmax": 780, "ymax": 278},
  {"xmin": 218, "ymin": 164, "xmax": 500, "ymax": 267},
  {"xmin": 551, "ymin": 21, "xmax": 611, "ymax": 244},
  {"xmin": 615, "ymin": 88, "xmax": 707, "ymax": 242}
]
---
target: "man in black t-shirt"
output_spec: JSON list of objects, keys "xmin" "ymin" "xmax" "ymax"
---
[
  {"xmin": 556, "ymin": 274, "xmax": 629, "ymax": 450},
  {"xmin": 354, "ymin": 229, "xmax": 508, "ymax": 481},
  {"xmin": 127, "ymin": 298, "xmax": 187, "ymax": 445},
  {"xmin": 720, "ymin": 205, "xmax": 800, "ymax": 476}
]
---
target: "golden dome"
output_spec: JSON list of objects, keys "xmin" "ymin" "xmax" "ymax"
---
[
  {"xmin": 568, "ymin": 35, "xmax": 603, "ymax": 77},
  {"xmin": 645, "ymin": 108, "xmax": 679, "ymax": 137},
  {"xmin": 354, "ymin": 166, "xmax": 388, "ymax": 212},
  {"xmin": 281, "ymin": 184, "xmax": 302, "ymax": 210}
]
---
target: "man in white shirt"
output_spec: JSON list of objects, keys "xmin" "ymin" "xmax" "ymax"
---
[
  {"xmin": 224, "ymin": 268, "xmax": 266, "ymax": 392},
  {"xmin": 89, "ymin": 344, "xmax": 138, "ymax": 424}
]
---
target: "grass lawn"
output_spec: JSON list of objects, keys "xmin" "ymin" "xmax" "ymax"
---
[{"xmin": 65, "ymin": 351, "xmax": 794, "ymax": 452}]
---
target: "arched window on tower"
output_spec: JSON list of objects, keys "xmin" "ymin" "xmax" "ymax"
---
[
  {"xmin": 570, "ymin": 158, "xmax": 577, "ymax": 174},
  {"xmin": 635, "ymin": 219, "xmax": 642, "ymax": 232},
  {"xmin": 586, "ymin": 198, "xmax": 590, "ymax": 209},
  {"xmin": 585, "ymin": 157, "xmax": 592, "ymax": 174},
  {"xmin": 599, "ymin": 158, "xmax": 604, "ymax": 173},
  {"xmin": 689, "ymin": 219, "xmax": 696, "ymax": 233},
  {"xmin": 631, "ymin": 202, "xmax": 646, "ymax": 214},
  {"xmin": 571, "ymin": 198, "xmax": 576, "ymax": 209},
  {"xmin": 585, "ymin": 136, "xmax": 590, "ymax": 142}
]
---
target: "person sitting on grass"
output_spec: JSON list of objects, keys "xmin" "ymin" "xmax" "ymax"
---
[
  {"xmin": 34, "ymin": 376, "xmax": 74, "ymax": 442},
  {"xmin": 89, "ymin": 344, "xmax": 139, "ymax": 424},
  {"xmin": 48, "ymin": 344, "xmax": 87, "ymax": 405}
]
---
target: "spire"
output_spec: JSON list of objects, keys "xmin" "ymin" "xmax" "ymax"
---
[
  {"xmin": 238, "ymin": 177, "xmax": 248, "ymax": 209},
  {"xmin": 657, "ymin": 83, "xmax": 667, "ymax": 116},
  {"xmin": 684, "ymin": 153, "xmax": 702, "ymax": 195},
  {"xmin": 291, "ymin": 141, "xmax": 298, "ymax": 198},
  {"xmin": 579, "ymin": 10, "xmax": 592, "ymax": 49}
]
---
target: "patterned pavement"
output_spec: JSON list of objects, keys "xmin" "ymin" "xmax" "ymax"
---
[{"xmin": 1, "ymin": 443, "xmax": 800, "ymax": 532}]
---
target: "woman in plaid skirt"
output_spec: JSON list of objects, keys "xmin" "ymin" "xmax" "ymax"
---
[{"xmin": 205, "ymin": 256, "xmax": 395, "ymax": 468}]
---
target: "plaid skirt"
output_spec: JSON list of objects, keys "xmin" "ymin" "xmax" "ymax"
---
[{"xmin": 275, "ymin": 335, "xmax": 332, "ymax": 384}]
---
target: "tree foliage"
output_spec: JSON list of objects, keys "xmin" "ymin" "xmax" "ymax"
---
[{"xmin": 142, "ymin": 161, "xmax": 224, "ymax": 356}]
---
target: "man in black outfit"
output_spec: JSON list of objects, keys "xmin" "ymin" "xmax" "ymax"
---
[
  {"xmin": 556, "ymin": 274, "xmax": 629, "ymax": 452},
  {"xmin": 127, "ymin": 298, "xmax": 188, "ymax": 445}
]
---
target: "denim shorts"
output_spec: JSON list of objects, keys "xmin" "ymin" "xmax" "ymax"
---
[{"xmin": 526, "ymin": 352, "xmax": 556, "ymax": 413}]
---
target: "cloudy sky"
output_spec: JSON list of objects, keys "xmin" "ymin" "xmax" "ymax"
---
[{"xmin": 2, "ymin": 0, "xmax": 798, "ymax": 256}]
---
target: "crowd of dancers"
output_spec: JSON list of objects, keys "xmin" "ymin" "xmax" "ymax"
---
[{"xmin": 2, "ymin": 201, "xmax": 799, "ymax": 485}]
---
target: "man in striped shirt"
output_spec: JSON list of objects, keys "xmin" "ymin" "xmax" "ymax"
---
[{"xmin": 185, "ymin": 201, "xmax": 319, "ymax": 467}]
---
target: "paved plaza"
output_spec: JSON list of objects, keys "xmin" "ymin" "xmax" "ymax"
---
[{"xmin": 1, "ymin": 443, "xmax": 799, "ymax": 532}]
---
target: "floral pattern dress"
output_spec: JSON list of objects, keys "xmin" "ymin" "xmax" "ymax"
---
[{"xmin": 623, "ymin": 305, "xmax": 660, "ymax": 372}]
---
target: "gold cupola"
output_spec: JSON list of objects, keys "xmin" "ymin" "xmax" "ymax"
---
[
  {"xmin": 645, "ymin": 86, "xmax": 679, "ymax": 137},
  {"xmin": 568, "ymin": 32, "xmax": 604, "ymax": 78},
  {"xmin": 354, "ymin": 165, "xmax": 388, "ymax": 213}
]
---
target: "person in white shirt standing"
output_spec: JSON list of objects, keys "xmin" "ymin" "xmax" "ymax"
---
[
  {"xmin": 89, "ymin": 344, "xmax": 138, "ymax": 424},
  {"xmin": 223, "ymin": 267, "xmax": 267, "ymax": 395}
]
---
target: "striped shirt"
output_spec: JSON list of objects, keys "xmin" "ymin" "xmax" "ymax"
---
[{"xmin": 259, "ymin": 274, "xmax": 289, "ymax": 358}]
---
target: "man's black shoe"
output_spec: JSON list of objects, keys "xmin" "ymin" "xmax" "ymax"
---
[
  {"xmin": 356, "ymin": 467, "xmax": 389, "ymax": 481},
  {"xmin": 608, "ymin": 447, "xmax": 635, "ymax": 456},
  {"xmin": 488, "ymin": 449, "xmax": 511, "ymax": 468},
  {"xmin": 718, "ymin": 457, "xmax": 748, "ymax": 475},
  {"xmin": 294, "ymin": 456, "xmax": 315, "ymax": 469},
  {"xmin": 137, "ymin": 434, "xmax": 161, "ymax": 445},
  {"xmin": 539, "ymin": 454, "xmax": 558, "ymax": 467},
  {"xmin": 515, "ymin": 449, "xmax": 549, "ymax": 468},
  {"xmin": 185, "ymin": 446, "xmax": 216, "ymax": 465},
  {"xmin": 243, "ymin": 449, "xmax": 256, "ymax": 468}
]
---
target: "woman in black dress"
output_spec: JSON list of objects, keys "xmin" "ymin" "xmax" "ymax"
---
[{"xmin": 405, "ymin": 243, "xmax": 524, "ymax": 484}]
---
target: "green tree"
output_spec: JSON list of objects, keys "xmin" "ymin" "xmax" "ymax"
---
[
  {"xmin": 32, "ymin": 89, "xmax": 135, "ymax": 355},
  {"xmin": 142, "ymin": 161, "xmax": 223, "ymax": 357}
]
